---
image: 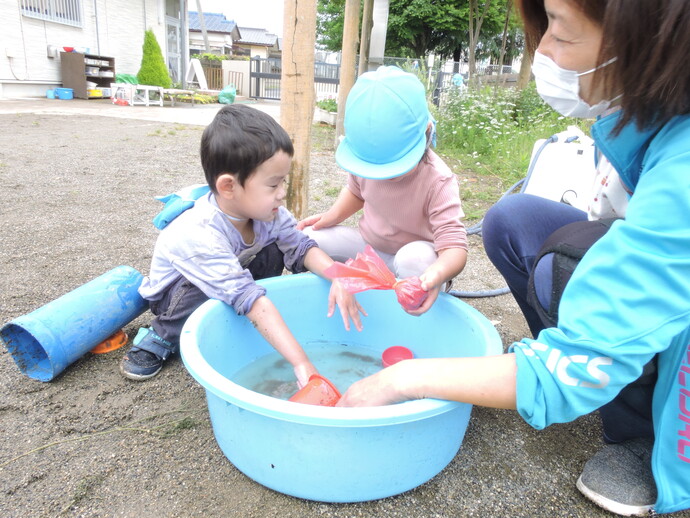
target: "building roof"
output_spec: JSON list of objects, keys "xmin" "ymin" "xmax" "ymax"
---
[
  {"xmin": 188, "ymin": 12, "xmax": 237, "ymax": 33},
  {"xmin": 237, "ymin": 27, "xmax": 279, "ymax": 46}
]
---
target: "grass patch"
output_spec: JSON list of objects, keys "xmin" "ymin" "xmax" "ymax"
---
[{"xmin": 311, "ymin": 123, "xmax": 336, "ymax": 153}]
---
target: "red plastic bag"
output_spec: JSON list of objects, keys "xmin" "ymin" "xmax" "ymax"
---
[{"xmin": 324, "ymin": 245, "xmax": 428, "ymax": 311}]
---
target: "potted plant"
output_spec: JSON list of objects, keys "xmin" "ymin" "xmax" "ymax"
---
[{"xmin": 315, "ymin": 98, "xmax": 337, "ymax": 125}]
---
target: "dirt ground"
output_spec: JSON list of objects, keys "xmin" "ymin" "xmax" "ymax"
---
[{"xmin": 0, "ymin": 106, "xmax": 662, "ymax": 518}]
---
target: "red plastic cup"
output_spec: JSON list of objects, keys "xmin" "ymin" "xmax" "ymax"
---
[
  {"xmin": 288, "ymin": 374, "xmax": 341, "ymax": 406},
  {"xmin": 382, "ymin": 346, "xmax": 414, "ymax": 368}
]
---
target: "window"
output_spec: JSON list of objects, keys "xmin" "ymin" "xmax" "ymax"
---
[{"xmin": 20, "ymin": 0, "xmax": 83, "ymax": 28}]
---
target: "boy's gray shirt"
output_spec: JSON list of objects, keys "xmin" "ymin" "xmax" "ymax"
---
[{"xmin": 139, "ymin": 192, "xmax": 316, "ymax": 315}]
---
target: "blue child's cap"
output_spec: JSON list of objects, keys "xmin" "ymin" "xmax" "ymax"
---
[{"xmin": 336, "ymin": 66, "xmax": 430, "ymax": 180}]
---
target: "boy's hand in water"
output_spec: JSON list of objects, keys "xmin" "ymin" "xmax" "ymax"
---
[{"xmin": 293, "ymin": 361, "xmax": 319, "ymax": 389}]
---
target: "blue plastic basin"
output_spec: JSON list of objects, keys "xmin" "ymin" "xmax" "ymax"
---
[{"xmin": 180, "ymin": 273, "xmax": 502, "ymax": 502}]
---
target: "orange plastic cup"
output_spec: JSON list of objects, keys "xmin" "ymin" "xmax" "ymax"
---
[
  {"xmin": 382, "ymin": 346, "xmax": 414, "ymax": 368},
  {"xmin": 91, "ymin": 329, "xmax": 128, "ymax": 354},
  {"xmin": 288, "ymin": 374, "xmax": 341, "ymax": 406}
]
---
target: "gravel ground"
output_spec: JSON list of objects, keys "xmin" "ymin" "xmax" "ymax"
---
[{"xmin": 0, "ymin": 102, "xmax": 667, "ymax": 518}]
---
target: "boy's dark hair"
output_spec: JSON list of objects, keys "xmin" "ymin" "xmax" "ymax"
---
[
  {"xmin": 200, "ymin": 104, "xmax": 294, "ymax": 191},
  {"xmin": 518, "ymin": 0, "xmax": 690, "ymax": 133}
]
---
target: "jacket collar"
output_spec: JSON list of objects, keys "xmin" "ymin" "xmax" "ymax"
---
[{"xmin": 590, "ymin": 111, "xmax": 660, "ymax": 191}]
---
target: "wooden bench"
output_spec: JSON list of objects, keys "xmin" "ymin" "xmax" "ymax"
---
[{"xmin": 110, "ymin": 83, "xmax": 163, "ymax": 107}]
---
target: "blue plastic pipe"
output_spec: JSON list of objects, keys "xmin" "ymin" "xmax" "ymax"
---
[{"xmin": 0, "ymin": 265, "xmax": 148, "ymax": 381}]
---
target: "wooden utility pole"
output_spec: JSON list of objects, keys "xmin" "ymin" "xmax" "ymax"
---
[
  {"xmin": 358, "ymin": 0, "xmax": 374, "ymax": 76},
  {"xmin": 335, "ymin": 0, "xmax": 360, "ymax": 146},
  {"xmin": 195, "ymin": 0, "xmax": 210, "ymax": 52},
  {"xmin": 281, "ymin": 0, "xmax": 317, "ymax": 218}
]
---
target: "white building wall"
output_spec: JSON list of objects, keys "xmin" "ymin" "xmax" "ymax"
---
[
  {"xmin": 98, "ymin": 0, "xmax": 166, "ymax": 76},
  {"xmin": 189, "ymin": 32, "xmax": 233, "ymax": 54},
  {"xmin": 248, "ymin": 46, "xmax": 268, "ymax": 59},
  {"xmin": 0, "ymin": 0, "xmax": 168, "ymax": 98}
]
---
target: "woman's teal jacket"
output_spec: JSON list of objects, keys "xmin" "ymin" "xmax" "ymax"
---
[{"xmin": 510, "ymin": 110, "xmax": 690, "ymax": 513}]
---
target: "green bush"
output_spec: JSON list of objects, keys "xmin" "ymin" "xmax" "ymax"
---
[
  {"xmin": 316, "ymin": 98, "xmax": 338, "ymax": 113},
  {"xmin": 137, "ymin": 29, "xmax": 172, "ymax": 88},
  {"xmin": 198, "ymin": 53, "xmax": 227, "ymax": 62}
]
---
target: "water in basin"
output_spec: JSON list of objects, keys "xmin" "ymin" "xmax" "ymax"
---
[{"xmin": 232, "ymin": 341, "xmax": 382, "ymax": 399}]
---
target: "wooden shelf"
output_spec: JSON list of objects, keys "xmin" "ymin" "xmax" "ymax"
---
[{"xmin": 60, "ymin": 52, "xmax": 116, "ymax": 99}]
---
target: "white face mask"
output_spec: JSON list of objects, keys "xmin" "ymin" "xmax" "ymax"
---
[{"xmin": 532, "ymin": 50, "xmax": 618, "ymax": 119}]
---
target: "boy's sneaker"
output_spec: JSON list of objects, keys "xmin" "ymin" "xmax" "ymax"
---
[
  {"xmin": 120, "ymin": 327, "xmax": 175, "ymax": 381},
  {"xmin": 576, "ymin": 437, "xmax": 656, "ymax": 516}
]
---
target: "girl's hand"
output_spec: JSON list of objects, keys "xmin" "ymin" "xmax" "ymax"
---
[
  {"xmin": 405, "ymin": 285, "xmax": 440, "ymax": 316},
  {"xmin": 297, "ymin": 213, "xmax": 334, "ymax": 231},
  {"xmin": 404, "ymin": 269, "xmax": 444, "ymax": 316},
  {"xmin": 328, "ymin": 279, "xmax": 367, "ymax": 331}
]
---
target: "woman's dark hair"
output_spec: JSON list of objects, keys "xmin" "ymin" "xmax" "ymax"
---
[
  {"xmin": 518, "ymin": 0, "xmax": 690, "ymax": 132},
  {"xmin": 200, "ymin": 104, "xmax": 294, "ymax": 191}
]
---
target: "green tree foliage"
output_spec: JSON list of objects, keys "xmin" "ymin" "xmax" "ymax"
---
[
  {"xmin": 137, "ymin": 29, "xmax": 172, "ymax": 88},
  {"xmin": 316, "ymin": 0, "xmax": 515, "ymax": 62},
  {"xmin": 484, "ymin": 5, "xmax": 524, "ymax": 65},
  {"xmin": 386, "ymin": 0, "xmax": 467, "ymax": 58},
  {"xmin": 317, "ymin": 0, "xmax": 349, "ymax": 50}
]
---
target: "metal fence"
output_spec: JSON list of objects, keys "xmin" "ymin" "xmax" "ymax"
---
[
  {"xmin": 249, "ymin": 57, "xmax": 282, "ymax": 100},
  {"xmin": 249, "ymin": 58, "xmax": 341, "ymax": 101},
  {"xmin": 247, "ymin": 56, "xmax": 516, "ymax": 102},
  {"xmin": 314, "ymin": 62, "xmax": 340, "ymax": 99}
]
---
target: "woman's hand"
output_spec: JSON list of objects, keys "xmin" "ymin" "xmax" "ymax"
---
[
  {"xmin": 336, "ymin": 362, "xmax": 411, "ymax": 407},
  {"xmin": 339, "ymin": 355, "xmax": 519, "ymax": 409},
  {"xmin": 328, "ymin": 279, "xmax": 367, "ymax": 331}
]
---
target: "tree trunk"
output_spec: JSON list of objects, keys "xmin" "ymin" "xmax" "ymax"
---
[
  {"xmin": 517, "ymin": 47, "xmax": 533, "ymax": 90},
  {"xmin": 281, "ymin": 0, "xmax": 317, "ymax": 218},
  {"xmin": 335, "ymin": 0, "xmax": 360, "ymax": 147},
  {"xmin": 468, "ymin": 0, "xmax": 493, "ymax": 80},
  {"xmin": 468, "ymin": 0, "xmax": 476, "ymax": 77},
  {"xmin": 495, "ymin": 0, "xmax": 513, "ymax": 92},
  {"xmin": 358, "ymin": 0, "xmax": 374, "ymax": 75}
]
